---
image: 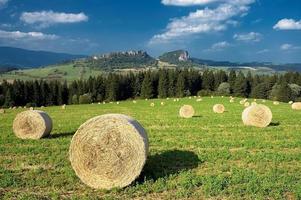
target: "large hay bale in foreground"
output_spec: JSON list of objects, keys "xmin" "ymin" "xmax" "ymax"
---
[
  {"xmin": 242, "ymin": 104, "xmax": 272, "ymax": 128},
  {"xmin": 213, "ymin": 104, "xmax": 225, "ymax": 114},
  {"xmin": 69, "ymin": 114, "xmax": 148, "ymax": 190},
  {"xmin": 292, "ymin": 102, "xmax": 301, "ymax": 110},
  {"xmin": 179, "ymin": 105, "xmax": 195, "ymax": 118},
  {"xmin": 13, "ymin": 110, "xmax": 52, "ymax": 139}
]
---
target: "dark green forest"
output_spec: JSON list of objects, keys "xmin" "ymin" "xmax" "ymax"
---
[{"xmin": 1, "ymin": 69, "xmax": 301, "ymax": 107}]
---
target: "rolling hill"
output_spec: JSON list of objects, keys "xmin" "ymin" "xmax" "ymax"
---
[{"xmin": 0, "ymin": 46, "xmax": 86, "ymax": 69}]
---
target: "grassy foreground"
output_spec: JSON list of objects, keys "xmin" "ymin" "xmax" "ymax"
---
[{"xmin": 1, "ymin": 97, "xmax": 301, "ymax": 199}]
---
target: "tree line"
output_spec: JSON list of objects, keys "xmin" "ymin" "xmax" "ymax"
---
[{"xmin": 1, "ymin": 69, "xmax": 301, "ymax": 107}]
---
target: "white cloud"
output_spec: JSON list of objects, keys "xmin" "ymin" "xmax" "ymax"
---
[
  {"xmin": 233, "ymin": 32, "xmax": 262, "ymax": 42},
  {"xmin": 20, "ymin": 11, "xmax": 88, "ymax": 27},
  {"xmin": 273, "ymin": 19, "xmax": 301, "ymax": 30},
  {"xmin": 150, "ymin": 0, "xmax": 255, "ymax": 44},
  {"xmin": 0, "ymin": 29, "xmax": 58, "ymax": 40},
  {"xmin": 256, "ymin": 49, "xmax": 269, "ymax": 54},
  {"xmin": 280, "ymin": 43, "xmax": 301, "ymax": 51},
  {"xmin": 161, "ymin": 0, "xmax": 222, "ymax": 6},
  {"xmin": 0, "ymin": 0, "xmax": 9, "ymax": 8},
  {"xmin": 205, "ymin": 41, "xmax": 230, "ymax": 52}
]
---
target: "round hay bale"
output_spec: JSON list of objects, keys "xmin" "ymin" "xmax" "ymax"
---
[
  {"xmin": 69, "ymin": 114, "xmax": 148, "ymax": 190},
  {"xmin": 173, "ymin": 99, "xmax": 177, "ymax": 102},
  {"xmin": 179, "ymin": 105, "xmax": 195, "ymax": 118},
  {"xmin": 13, "ymin": 110, "xmax": 52, "ymax": 139},
  {"xmin": 222, "ymin": 96, "xmax": 224, "ymax": 98},
  {"xmin": 150, "ymin": 102, "xmax": 155, "ymax": 107},
  {"xmin": 196, "ymin": 98, "xmax": 202, "ymax": 102},
  {"xmin": 176, "ymin": 98, "xmax": 180, "ymax": 102},
  {"xmin": 239, "ymin": 100, "xmax": 245, "ymax": 105},
  {"xmin": 133, "ymin": 100, "xmax": 137, "ymax": 104},
  {"xmin": 292, "ymin": 102, "xmax": 301, "ymax": 110},
  {"xmin": 145, "ymin": 98, "xmax": 148, "ymax": 101},
  {"xmin": 29, "ymin": 107, "xmax": 34, "ymax": 110},
  {"xmin": 211, "ymin": 96, "xmax": 214, "ymax": 98},
  {"xmin": 160, "ymin": 102, "xmax": 164, "ymax": 106},
  {"xmin": 13, "ymin": 106, "xmax": 17, "ymax": 110},
  {"xmin": 116, "ymin": 102, "xmax": 120, "ymax": 105},
  {"xmin": 189, "ymin": 97, "xmax": 192, "ymax": 99},
  {"xmin": 62, "ymin": 104, "xmax": 66, "ymax": 109},
  {"xmin": 262, "ymin": 100, "xmax": 266, "ymax": 103},
  {"xmin": 0, "ymin": 109, "xmax": 5, "ymax": 114},
  {"xmin": 251, "ymin": 102, "xmax": 257, "ymax": 106},
  {"xmin": 253, "ymin": 99, "xmax": 257, "ymax": 102},
  {"xmin": 242, "ymin": 104, "xmax": 272, "ymax": 128},
  {"xmin": 289, "ymin": 101, "xmax": 294, "ymax": 105},
  {"xmin": 103, "ymin": 102, "xmax": 106, "ymax": 105},
  {"xmin": 213, "ymin": 104, "xmax": 225, "ymax": 114},
  {"xmin": 273, "ymin": 101, "xmax": 279, "ymax": 105},
  {"xmin": 230, "ymin": 99, "xmax": 234, "ymax": 103},
  {"xmin": 244, "ymin": 102, "xmax": 250, "ymax": 107},
  {"xmin": 98, "ymin": 102, "xmax": 101, "ymax": 105}
]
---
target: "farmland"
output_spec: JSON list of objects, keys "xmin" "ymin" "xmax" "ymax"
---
[{"xmin": 1, "ymin": 97, "xmax": 301, "ymax": 199}]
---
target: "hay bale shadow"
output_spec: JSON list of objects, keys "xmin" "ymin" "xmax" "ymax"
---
[
  {"xmin": 48, "ymin": 132, "xmax": 75, "ymax": 139},
  {"xmin": 192, "ymin": 115, "xmax": 202, "ymax": 118},
  {"xmin": 138, "ymin": 150, "xmax": 201, "ymax": 182},
  {"xmin": 269, "ymin": 122, "xmax": 280, "ymax": 127}
]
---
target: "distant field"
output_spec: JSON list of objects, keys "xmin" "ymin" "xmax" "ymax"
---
[
  {"xmin": 0, "ymin": 64, "xmax": 103, "ymax": 82},
  {"xmin": 1, "ymin": 97, "xmax": 301, "ymax": 199}
]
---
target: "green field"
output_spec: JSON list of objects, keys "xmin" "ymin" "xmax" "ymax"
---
[
  {"xmin": 0, "ymin": 64, "xmax": 103, "ymax": 82},
  {"xmin": 1, "ymin": 97, "xmax": 301, "ymax": 199}
]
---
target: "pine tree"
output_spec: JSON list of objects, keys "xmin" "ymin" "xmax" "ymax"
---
[
  {"xmin": 158, "ymin": 70, "xmax": 168, "ymax": 98},
  {"xmin": 4, "ymin": 88, "xmax": 14, "ymax": 107},
  {"xmin": 141, "ymin": 72, "xmax": 154, "ymax": 99},
  {"xmin": 234, "ymin": 72, "xmax": 248, "ymax": 97},
  {"xmin": 202, "ymin": 70, "xmax": 215, "ymax": 91},
  {"xmin": 176, "ymin": 72, "xmax": 185, "ymax": 97},
  {"xmin": 228, "ymin": 70, "xmax": 236, "ymax": 94},
  {"xmin": 276, "ymin": 81, "xmax": 292, "ymax": 102}
]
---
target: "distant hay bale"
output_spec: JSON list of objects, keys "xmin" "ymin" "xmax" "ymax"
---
[
  {"xmin": 133, "ymin": 100, "xmax": 137, "ymax": 104},
  {"xmin": 230, "ymin": 99, "xmax": 234, "ymax": 103},
  {"xmin": 150, "ymin": 102, "xmax": 155, "ymax": 107},
  {"xmin": 173, "ymin": 99, "xmax": 177, "ymax": 102},
  {"xmin": 41, "ymin": 106, "xmax": 45, "ymax": 108},
  {"xmin": 29, "ymin": 107, "xmax": 34, "ymax": 110},
  {"xmin": 62, "ymin": 104, "xmax": 66, "ymax": 109},
  {"xmin": 13, "ymin": 110, "xmax": 52, "ymax": 139},
  {"xmin": 240, "ymin": 100, "xmax": 245, "ymax": 105},
  {"xmin": 222, "ymin": 96, "xmax": 224, "ymax": 98},
  {"xmin": 196, "ymin": 98, "xmax": 202, "ymax": 102},
  {"xmin": 179, "ymin": 105, "xmax": 195, "ymax": 118},
  {"xmin": 103, "ymin": 102, "xmax": 106, "ymax": 105},
  {"xmin": 262, "ymin": 100, "xmax": 266, "ymax": 103},
  {"xmin": 273, "ymin": 101, "xmax": 279, "ymax": 105},
  {"xmin": 242, "ymin": 104, "xmax": 272, "ymax": 128},
  {"xmin": 177, "ymin": 98, "xmax": 180, "ymax": 102},
  {"xmin": 98, "ymin": 102, "xmax": 101, "ymax": 105},
  {"xmin": 189, "ymin": 97, "xmax": 192, "ymax": 99},
  {"xmin": 117, "ymin": 102, "xmax": 120, "ymax": 105},
  {"xmin": 145, "ymin": 98, "xmax": 148, "ymax": 101},
  {"xmin": 211, "ymin": 96, "xmax": 214, "ymax": 98},
  {"xmin": 69, "ymin": 114, "xmax": 148, "ymax": 190},
  {"xmin": 292, "ymin": 102, "xmax": 301, "ymax": 110},
  {"xmin": 289, "ymin": 101, "xmax": 294, "ymax": 105},
  {"xmin": 110, "ymin": 102, "xmax": 113, "ymax": 104},
  {"xmin": 244, "ymin": 102, "xmax": 250, "ymax": 107},
  {"xmin": 13, "ymin": 106, "xmax": 16, "ymax": 110},
  {"xmin": 213, "ymin": 104, "xmax": 225, "ymax": 114},
  {"xmin": 160, "ymin": 102, "xmax": 164, "ymax": 106},
  {"xmin": 253, "ymin": 99, "xmax": 257, "ymax": 102},
  {"xmin": 251, "ymin": 102, "xmax": 257, "ymax": 106},
  {"xmin": 0, "ymin": 109, "xmax": 5, "ymax": 114},
  {"xmin": 194, "ymin": 96, "xmax": 197, "ymax": 98}
]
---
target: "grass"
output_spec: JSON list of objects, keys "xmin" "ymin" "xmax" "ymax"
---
[
  {"xmin": 0, "ymin": 64, "xmax": 103, "ymax": 82},
  {"xmin": 1, "ymin": 97, "xmax": 301, "ymax": 199}
]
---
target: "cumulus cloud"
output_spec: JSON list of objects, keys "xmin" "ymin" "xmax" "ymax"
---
[
  {"xmin": 0, "ymin": 0, "xmax": 9, "ymax": 8},
  {"xmin": 149, "ymin": 0, "xmax": 255, "ymax": 44},
  {"xmin": 0, "ymin": 29, "xmax": 58, "ymax": 40},
  {"xmin": 161, "ymin": 0, "xmax": 222, "ymax": 6},
  {"xmin": 273, "ymin": 19, "xmax": 301, "ymax": 30},
  {"xmin": 233, "ymin": 32, "xmax": 262, "ymax": 42},
  {"xmin": 20, "ymin": 10, "xmax": 88, "ymax": 27},
  {"xmin": 205, "ymin": 41, "xmax": 230, "ymax": 52},
  {"xmin": 280, "ymin": 43, "xmax": 301, "ymax": 51}
]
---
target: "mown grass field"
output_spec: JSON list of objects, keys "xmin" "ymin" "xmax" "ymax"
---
[{"xmin": 1, "ymin": 97, "xmax": 301, "ymax": 199}]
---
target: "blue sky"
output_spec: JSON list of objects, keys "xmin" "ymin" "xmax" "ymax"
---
[{"xmin": 0, "ymin": 0, "xmax": 300, "ymax": 63}]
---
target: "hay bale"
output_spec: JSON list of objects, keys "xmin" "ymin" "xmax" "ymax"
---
[
  {"xmin": 69, "ymin": 114, "xmax": 148, "ymax": 189},
  {"xmin": 244, "ymin": 102, "xmax": 250, "ymax": 107},
  {"xmin": 98, "ymin": 102, "xmax": 101, "ymax": 105},
  {"xmin": 253, "ymin": 99, "xmax": 257, "ymax": 102},
  {"xmin": 292, "ymin": 102, "xmax": 301, "ymax": 110},
  {"xmin": 289, "ymin": 101, "xmax": 294, "ymax": 105},
  {"xmin": 13, "ymin": 106, "xmax": 16, "ymax": 110},
  {"xmin": 239, "ymin": 100, "xmax": 245, "ymax": 105},
  {"xmin": 160, "ymin": 102, "xmax": 164, "ymax": 106},
  {"xmin": 133, "ymin": 100, "xmax": 137, "ymax": 104},
  {"xmin": 150, "ymin": 102, "xmax": 155, "ymax": 107},
  {"xmin": 251, "ymin": 102, "xmax": 257, "ymax": 106},
  {"xmin": 13, "ymin": 110, "xmax": 52, "ymax": 139},
  {"xmin": 179, "ymin": 105, "xmax": 195, "ymax": 118},
  {"xmin": 273, "ymin": 101, "xmax": 279, "ymax": 105},
  {"xmin": 103, "ymin": 102, "xmax": 106, "ymax": 105},
  {"xmin": 116, "ymin": 102, "xmax": 120, "ymax": 105},
  {"xmin": 29, "ymin": 107, "xmax": 34, "ymax": 110},
  {"xmin": 262, "ymin": 100, "xmax": 266, "ymax": 103},
  {"xmin": 196, "ymin": 98, "xmax": 202, "ymax": 102},
  {"xmin": 173, "ymin": 99, "xmax": 177, "ymax": 102},
  {"xmin": 176, "ymin": 98, "xmax": 180, "ymax": 102},
  {"xmin": 62, "ymin": 104, "xmax": 66, "ymax": 109},
  {"xmin": 230, "ymin": 99, "xmax": 234, "ymax": 103},
  {"xmin": 211, "ymin": 96, "xmax": 214, "ymax": 98},
  {"xmin": 0, "ymin": 109, "xmax": 5, "ymax": 114},
  {"xmin": 213, "ymin": 104, "xmax": 225, "ymax": 114},
  {"xmin": 242, "ymin": 104, "xmax": 272, "ymax": 128},
  {"xmin": 189, "ymin": 97, "xmax": 192, "ymax": 99}
]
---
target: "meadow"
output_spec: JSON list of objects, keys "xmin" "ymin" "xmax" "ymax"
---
[{"xmin": 1, "ymin": 97, "xmax": 301, "ymax": 199}]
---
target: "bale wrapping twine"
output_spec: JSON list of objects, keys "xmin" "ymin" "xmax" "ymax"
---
[
  {"xmin": 213, "ymin": 104, "xmax": 225, "ymax": 114},
  {"xmin": 179, "ymin": 105, "xmax": 195, "ymax": 118},
  {"xmin": 13, "ymin": 110, "xmax": 52, "ymax": 139},
  {"xmin": 69, "ymin": 114, "xmax": 148, "ymax": 190},
  {"xmin": 292, "ymin": 102, "xmax": 301, "ymax": 110},
  {"xmin": 242, "ymin": 104, "xmax": 272, "ymax": 128}
]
